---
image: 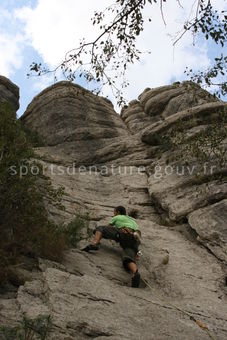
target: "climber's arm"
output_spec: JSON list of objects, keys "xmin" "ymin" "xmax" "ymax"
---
[{"xmin": 109, "ymin": 216, "xmax": 117, "ymax": 226}]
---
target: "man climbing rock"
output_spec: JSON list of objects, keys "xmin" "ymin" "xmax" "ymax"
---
[{"xmin": 82, "ymin": 206, "xmax": 141, "ymax": 288}]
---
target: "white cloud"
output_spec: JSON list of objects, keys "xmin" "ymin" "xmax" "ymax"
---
[
  {"xmin": 0, "ymin": 8, "xmax": 24, "ymax": 76},
  {"xmin": 15, "ymin": 0, "xmax": 113, "ymax": 66},
  {"xmin": 0, "ymin": 32, "xmax": 24, "ymax": 76},
  {"xmin": 121, "ymin": 0, "xmax": 212, "ymax": 101},
  {"xmin": 0, "ymin": 8, "xmax": 10, "ymax": 23},
  {"xmin": 31, "ymin": 73, "xmax": 54, "ymax": 92},
  {"xmin": 1, "ymin": 0, "xmax": 225, "ymax": 107}
]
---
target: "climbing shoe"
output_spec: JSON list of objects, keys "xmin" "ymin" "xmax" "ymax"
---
[
  {"xmin": 81, "ymin": 243, "xmax": 100, "ymax": 252},
  {"xmin": 131, "ymin": 270, "xmax": 140, "ymax": 288}
]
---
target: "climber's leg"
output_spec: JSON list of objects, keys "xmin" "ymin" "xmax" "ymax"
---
[
  {"xmin": 93, "ymin": 226, "xmax": 120, "ymax": 241},
  {"xmin": 91, "ymin": 230, "xmax": 102, "ymax": 245},
  {"xmin": 121, "ymin": 247, "xmax": 140, "ymax": 288},
  {"xmin": 127, "ymin": 261, "xmax": 137, "ymax": 275},
  {"xmin": 82, "ymin": 226, "xmax": 119, "ymax": 252}
]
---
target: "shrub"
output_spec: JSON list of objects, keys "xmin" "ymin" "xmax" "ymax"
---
[
  {"xmin": 0, "ymin": 315, "xmax": 52, "ymax": 340},
  {"xmin": 166, "ymin": 107, "xmax": 227, "ymax": 170},
  {"xmin": 20, "ymin": 125, "xmax": 46, "ymax": 147},
  {"xmin": 0, "ymin": 102, "xmax": 66, "ymax": 285},
  {"xmin": 61, "ymin": 214, "xmax": 89, "ymax": 247}
]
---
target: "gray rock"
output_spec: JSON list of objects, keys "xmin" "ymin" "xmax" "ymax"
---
[
  {"xmin": 141, "ymin": 101, "xmax": 226, "ymax": 145},
  {"xmin": 20, "ymin": 81, "xmax": 153, "ymax": 167},
  {"xmin": 119, "ymin": 82, "xmax": 227, "ymax": 270},
  {"xmin": 0, "ymin": 75, "xmax": 19, "ymax": 111},
  {"xmin": 121, "ymin": 81, "xmax": 219, "ymax": 137},
  {"xmin": 188, "ymin": 199, "xmax": 227, "ymax": 262},
  {"xmin": 1, "ymin": 80, "xmax": 225, "ymax": 340},
  {"xmin": 14, "ymin": 227, "xmax": 227, "ymax": 339}
]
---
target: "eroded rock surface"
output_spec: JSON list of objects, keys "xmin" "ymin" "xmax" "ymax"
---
[
  {"xmin": 0, "ymin": 75, "xmax": 19, "ymax": 111},
  {"xmin": 120, "ymin": 81, "xmax": 227, "ymax": 263},
  {"xmin": 1, "ymin": 79, "xmax": 226, "ymax": 339},
  {"xmin": 21, "ymin": 82, "xmax": 152, "ymax": 167},
  {"xmin": 1, "ymin": 219, "xmax": 226, "ymax": 339},
  {"xmin": 188, "ymin": 199, "xmax": 227, "ymax": 262},
  {"xmin": 15, "ymin": 235, "xmax": 227, "ymax": 340},
  {"xmin": 120, "ymin": 81, "xmax": 218, "ymax": 135}
]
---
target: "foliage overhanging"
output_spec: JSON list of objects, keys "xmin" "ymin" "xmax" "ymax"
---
[{"xmin": 29, "ymin": 0, "xmax": 226, "ymax": 105}]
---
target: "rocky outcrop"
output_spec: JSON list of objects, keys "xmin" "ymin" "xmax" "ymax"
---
[
  {"xmin": 10, "ymin": 235, "xmax": 227, "ymax": 339},
  {"xmin": 20, "ymin": 82, "xmax": 152, "ymax": 167},
  {"xmin": 120, "ymin": 82, "xmax": 227, "ymax": 266},
  {"xmin": 120, "ymin": 81, "xmax": 218, "ymax": 135},
  {"xmin": 21, "ymin": 82, "xmax": 127, "ymax": 146},
  {"xmin": 188, "ymin": 199, "xmax": 227, "ymax": 262},
  {"xmin": 0, "ymin": 75, "xmax": 19, "ymax": 111},
  {"xmin": 141, "ymin": 101, "xmax": 225, "ymax": 145},
  {"xmin": 1, "ymin": 79, "xmax": 226, "ymax": 339},
  {"xmin": 1, "ymin": 221, "xmax": 227, "ymax": 339}
]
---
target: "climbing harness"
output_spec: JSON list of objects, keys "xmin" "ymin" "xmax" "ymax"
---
[{"xmin": 121, "ymin": 227, "xmax": 134, "ymax": 234}]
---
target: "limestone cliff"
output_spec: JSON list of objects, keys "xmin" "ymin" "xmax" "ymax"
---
[
  {"xmin": 0, "ymin": 75, "xmax": 19, "ymax": 111},
  {"xmin": 1, "ymin": 77, "xmax": 227, "ymax": 340},
  {"xmin": 121, "ymin": 81, "xmax": 227, "ymax": 263}
]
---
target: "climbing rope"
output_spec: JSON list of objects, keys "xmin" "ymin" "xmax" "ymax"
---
[{"xmin": 141, "ymin": 277, "xmax": 217, "ymax": 340}]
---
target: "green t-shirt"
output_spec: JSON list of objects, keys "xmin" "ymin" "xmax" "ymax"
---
[{"xmin": 109, "ymin": 215, "xmax": 138, "ymax": 231}]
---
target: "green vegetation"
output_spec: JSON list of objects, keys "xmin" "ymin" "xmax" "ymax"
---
[
  {"xmin": 29, "ymin": 1, "xmax": 226, "ymax": 104},
  {"xmin": 0, "ymin": 103, "xmax": 87, "ymax": 286},
  {"xmin": 60, "ymin": 214, "xmax": 89, "ymax": 247},
  {"xmin": 21, "ymin": 125, "xmax": 46, "ymax": 148},
  {"xmin": 164, "ymin": 108, "xmax": 227, "ymax": 170},
  {"xmin": 0, "ymin": 315, "xmax": 52, "ymax": 340},
  {"xmin": 0, "ymin": 103, "xmax": 89, "ymax": 285}
]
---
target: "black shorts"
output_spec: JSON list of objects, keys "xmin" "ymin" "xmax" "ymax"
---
[{"xmin": 95, "ymin": 226, "xmax": 139, "ymax": 270}]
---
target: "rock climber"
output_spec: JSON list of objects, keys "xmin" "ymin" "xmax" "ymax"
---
[{"xmin": 82, "ymin": 206, "xmax": 141, "ymax": 288}]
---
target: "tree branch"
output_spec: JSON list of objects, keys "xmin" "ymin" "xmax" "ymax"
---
[
  {"xmin": 173, "ymin": 0, "xmax": 210, "ymax": 46},
  {"xmin": 65, "ymin": 0, "xmax": 145, "ymax": 65},
  {"xmin": 176, "ymin": 0, "xmax": 183, "ymax": 9},
  {"xmin": 160, "ymin": 0, "xmax": 166, "ymax": 26}
]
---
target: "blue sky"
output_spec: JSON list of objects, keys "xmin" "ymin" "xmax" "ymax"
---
[
  {"xmin": 0, "ymin": 0, "xmax": 225, "ymax": 117},
  {"xmin": 0, "ymin": 0, "xmax": 39, "ymax": 116}
]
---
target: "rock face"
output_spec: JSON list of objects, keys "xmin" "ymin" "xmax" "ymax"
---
[
  {"xmin": 188, "ymin": 199, "xmax": 227, "ymax": 263},
  {"xmin": 0, "ymin": 75, "xmax": 19, "ymax": 111},
  {"xmin": 20, "ymin": 82, "xmax": 151, "ymax": 167},
  {"xmin": 120, "ymin": 82, "xmax": 218, "ymax": 135},
  {"xmin": 121, "ymin": 81, "xmax": 227, "ymax": 264},
  {"xmin": 1, "ymin": 79, "xmax": 227, "ymax": 339}
]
